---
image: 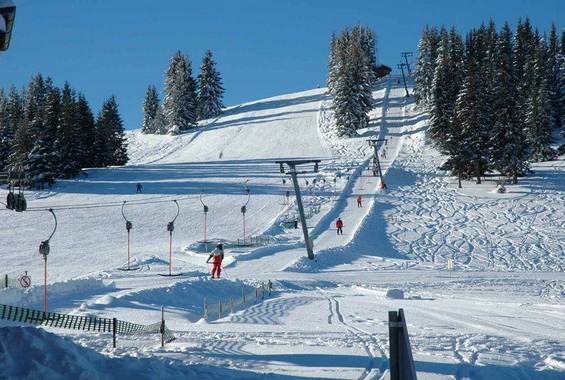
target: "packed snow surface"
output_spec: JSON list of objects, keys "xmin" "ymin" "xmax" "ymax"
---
[{"xmin": 1, "ymin": 78, "xmax": 564, "ymax": 379}]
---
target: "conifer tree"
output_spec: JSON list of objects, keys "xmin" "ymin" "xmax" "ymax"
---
[
  {"xmin": 491, "ymin": 23, "xmax": 529, "ymax": 183},
  {"xmin": 1, "ymin": 87, "xmax": 23, "ymax": 173},
  {"xmin": 453, "ymin": 31, "xmax": 487, "ymax": 183},
  {"xmin": 26, "ymin": 86, "xmax": 59, "ymax": 188},
  {"xmin": 414, "ymin": 26, "xmax": 440, "ymax": 106},
  {"xmin": 429, "ymin": 30, "xmax": 453, "ymax": 149},
  {"xmin": 197, "ymin": 50, "xmax": 224, "ymax": 120},
  {"xmin": 142, "ymin": 85, "xmax": 160, "ymax": 134},
  {"xmin": 54, "ymin": 82, "xmax": 82, "ymax": 178},
  {"xmin": 0, "ymin": 90, "xmax": 9, "ymax": 171},
  {"xmin": 163, "ymin": 51, "xmax": 198, "ymax": 134},
  {"xmin": 95, "ymin": 96, "xmax": 128, "ymax": 166},
  {"xmin": 328, "ymin": 26, "xmax": 376, "ymax": 136},
  {"xmin": 75, "ymin": 94, "xmax": 96, "ymax": 168},
  {"xmin": 547, "ymin": 24, "xmax": 561, "ymax": 130},
  {"xmin": 525, "ymin": 36, "xmax": 555, "ymax": 161},
  {"xmin": 327, "ymin": 33, "xmax": 339, "ymax": 94}
]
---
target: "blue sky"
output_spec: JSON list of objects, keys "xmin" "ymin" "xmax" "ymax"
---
[{"xmin": 1, "ymin": 0, "xmax": 563, "ymax": 130}]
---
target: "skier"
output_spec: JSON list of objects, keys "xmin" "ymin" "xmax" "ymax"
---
[
  {"xmin": 357, "ymin": 195, "xmax": 363, "ymax": 207},
  {"xmin": 206, "ymin": 243, "xmax": 224, "ymax": 279},
  {"xmin": 336, "ymin": 217, "xmax": 344, "ymax": 235},
  {"xmin": 136, "ymin": 183, "xmax": 143, "ymax": 193}
]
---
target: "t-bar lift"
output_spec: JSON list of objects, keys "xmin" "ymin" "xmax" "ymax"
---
[{"xmin": 275, "ymin": 160, "xmax": 320, "ymax": 260}]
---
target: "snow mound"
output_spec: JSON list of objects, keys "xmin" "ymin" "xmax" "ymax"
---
[
  {"xmin": 0, "ymin": 277, "xmax": 114, "ymax": 308},
  {"xmin": 544, "ymin": 353, "xmax": 565, "ymax": 371},
  {"xmin": 0, "ymin": 327, "xmax": 210, "ymax": 379}
]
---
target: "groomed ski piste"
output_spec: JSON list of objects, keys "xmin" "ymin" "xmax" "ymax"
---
[{"xmin": 1, "ymin": 77, "xmax": 564, "ymax": 379}]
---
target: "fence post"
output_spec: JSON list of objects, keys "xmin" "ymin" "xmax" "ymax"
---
[
  {"xmin": 268, "ymin": 280, "xmax": 272, "ymax": 296},
  {"xmin": 230, "ymin": 297, "xmax": 233, "ymax": 314},
  {"xmin": 219, "ymin": 300, "xmax": 222, "ymax": 319},
  {"xmin": 112, "ymin": 317, "xmax": 117, "ymax": 348},
  {"xmin": 388, "ymin": 309, "xmax": 417, "ymax": 380},
  {"xmin": 255, "ymin": 287, "xmax": 258, "ymax": 302},
  {"xmin": 160, "ymin": 306, "xmax": 165, "ymax": 348},
  {"xmin": 4, "ymin": 274, "xmax": 7, "ymax": 288},
  {"xmin": 243, "ymin": 288, "xmax": 246, "ymax": 304},
  {"xmin": 203, "ymin": 297, "xmax": 208, "ymax": 320},
  {"xmin": 261, "ymin": 282, "xmax": 265, "ymax": 301}
]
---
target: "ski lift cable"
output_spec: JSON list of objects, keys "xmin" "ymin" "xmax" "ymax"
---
[
  {"xmin": 25, "ymin": 194, "xmax": 179, "ymax": 211},
  {"xmin": 24, "ymin": 195, "xmax": 197, "ymax": 213}
]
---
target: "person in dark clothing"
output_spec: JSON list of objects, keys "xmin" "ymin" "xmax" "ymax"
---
[
  {"xmin": 336, "ymin": 218, "xmax": 344, "ymax": 235},
  {"xmin": 136, "ymin": 183, "xmax": 143, "ymax": 193}
]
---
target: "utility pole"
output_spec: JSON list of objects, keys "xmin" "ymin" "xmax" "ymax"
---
[
  {"xmin": 400, "ymin": 52, "xmax": 413, "ymax": 75},
  {"xmin": 367, "ymin": 139, "xmax": 387, "ymax": 188},
  {"xmin": 276, "ymin": 160, "xmax": 320, "ymax": 260},
  {"xmin": 397, "ymin": 63, "xmax": 410, "ymax": 97}
]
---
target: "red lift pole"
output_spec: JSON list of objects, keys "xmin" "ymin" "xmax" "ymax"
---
[{"xmin": 39, "ymin": 209, "xmax": 57, "ymax": 313}]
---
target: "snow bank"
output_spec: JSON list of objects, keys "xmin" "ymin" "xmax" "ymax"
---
[
  {"xmin": 0, "ymin": 326, "xmax": 212, "ymax": 380},
  {"xmin": 0, "ymin": 278, "xmax": 115, "ymax": 308}
]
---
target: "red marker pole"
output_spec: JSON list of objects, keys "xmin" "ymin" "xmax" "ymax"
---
[
  {"xmin": 169, "ymin": 231, "xmax": 172, "ymax": 276},
  {"xmin": 127, "ymin": 229, "xmax": 131, "ymax": 270},
  {"xmin": 44, "ymin": 256, "xmax": 48, "ymax": 312},
  {"xmin": 242, "ymin": 213, "xmax": 246, "ymax": 245}
]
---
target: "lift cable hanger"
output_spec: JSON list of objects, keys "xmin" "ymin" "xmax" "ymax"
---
[
  {"xmin": 118, "ymin": 201, "xmax": 139, "ymax": 271},
  {"xmin": 39, "ymin": 208, "xmax": 57, "ymax": 313},
  {"xmin": 240, "ymin": 181, "xmax": 251, "ymax": 244},
  {"xmin": 160, "ymin": 200, "xmax": 182, "ymax": 277}
]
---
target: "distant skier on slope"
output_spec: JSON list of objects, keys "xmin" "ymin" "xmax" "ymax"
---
[
  {"xmin": 357, "ymin": 195, "xmax": 363, "ymax": 208},
  {"xmin": 136, "ymin": 183, "xmax": 143, "ymax": 193},
  {"xmin": 206, "ymin": 243, "xmax": 224, "ymax": 278},
  {"xmin": 336, "ymin": 218, "xmax": 344, "ymax": 235}
]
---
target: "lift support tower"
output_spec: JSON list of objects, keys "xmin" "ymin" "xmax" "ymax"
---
[{"xmin": 276, "ymin": 160, "xmax": 320, "ymax": 260}]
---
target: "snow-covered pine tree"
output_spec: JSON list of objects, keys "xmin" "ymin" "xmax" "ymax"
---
[
  {"xmin": 448, "ymin": 27, "xmax": 465, "ymax": 103},
  {"xmin": 0, "ymin": 89, "xmax": 9, "ymax": 172},
  {"xmin": 2, "ymin": 87, "xmax": 23, "ymax": 173},
  {"xmin": 414, "ymin": 26, "xmax": 440, "ymax": 106},
  {"xmin": 163, "ymin": 51, "xmax": 198, "ymax": 134},
  {"xmin": 524, "ymin": 35, "xmax": 555, "ymax": 161},
  {"xmin": 429, "ymin": 29, "xmax": 453, "ymax": 149},
  {"xmin": 152, "ymin": 106, "xmax": 168, "ymax": 134},
  {"xmin": 54, "ymin": 82, "xmax": 83, "ymax": 178},
  {"xmin": 547, "ymin": 24, "xmax": 561, "ymax": 131},
  {"xmin": 142, "ymin": 85, "xmax": 160, "ymax": 134},
  {"xmin": 491, "ymin": 22, "xmax": 529, "ymax": 183},
  {"xmin": 197, "ymin": 50, "xmax": 224, "ymax": 120},
  {"xmin": 95, "ymin": 96, "xmax": 128, "ymax": 166},
  {"xmin": 332, "ymin": 30, "xmax": 360, "ymax": 136},
  {"xmin": 514, "ymin": 19, "xmax": 536, "ymax": 130},
  {"xmin": 330, "ymin": 26, "xmax": 376, "ymax": 136},
  {"xmin": 75, "ymin": 93, "xmax": 96, "ymax": 168},
  {"xmin": 327, "ymin": 33, "xmax": 339, "ymax": 94},
  {"xmin": 26, "ymin": 85, "xmax": 59, "ymax": 188},
  {"xmin": 453, "ymin": 30, "xmax": 488, "ymax": 183},
  {"xmin": 479, "ymin": 21, "xmax": 499, "ymax": 163}
]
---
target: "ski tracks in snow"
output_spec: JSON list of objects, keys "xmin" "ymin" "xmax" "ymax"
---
[{"xmin": 319, "ymin": 288, "xmax": 388, "ymax": 380}]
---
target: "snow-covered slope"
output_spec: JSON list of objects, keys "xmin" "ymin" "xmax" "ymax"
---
[{"xmin": 1, "ymin": 78, "xmax": 564, "ymax": 379}]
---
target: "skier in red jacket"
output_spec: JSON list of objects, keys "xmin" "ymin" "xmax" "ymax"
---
[
  {"xmin": 336, "ymin": 218, "xmax": 344, "ymax": 235},
  {"xmin": 357, "ymin": 195, "xmax": 363, "ymax": 207},
  {"xmin": 206, "ymin": 243, "xmax": 224, "ymax": 279}
]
